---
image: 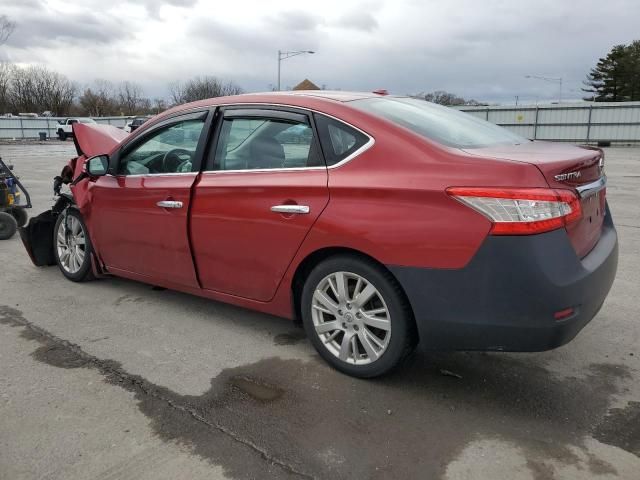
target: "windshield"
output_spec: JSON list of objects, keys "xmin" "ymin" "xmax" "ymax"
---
[{"xmin": 350, "ymin": 97, "xmax": 526, "ymax": 148}]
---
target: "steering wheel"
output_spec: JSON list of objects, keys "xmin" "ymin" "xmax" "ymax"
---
[{"xmin": 162, "ymin": 148, "xmax": 192, "ymax": 173}]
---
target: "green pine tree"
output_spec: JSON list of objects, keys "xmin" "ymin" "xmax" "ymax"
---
[{"xmin": 583, "ymin": 41, "xmax": 640, "ymax": 101}]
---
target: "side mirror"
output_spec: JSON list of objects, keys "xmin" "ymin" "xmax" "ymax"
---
[{"xmin": 86, "ymin": 155, "xmax": 109, "ymax": 177}]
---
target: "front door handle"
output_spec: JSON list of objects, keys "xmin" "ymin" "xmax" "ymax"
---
[
  {"xmin": 270, "ymin": 205, "xmax": 310, "ymax": 214},
  {"xmin": 156, "ymin": 200, "xmax": 183, "ymax": 209}
]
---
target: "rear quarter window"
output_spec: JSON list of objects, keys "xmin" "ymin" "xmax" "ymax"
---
[{"xmin": 313, "ymin": 114, "xmax": 370, "ymax": 166}]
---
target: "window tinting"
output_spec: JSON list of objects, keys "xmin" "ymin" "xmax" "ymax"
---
[
  {"xmin": 213, "ymin": 116, "xmax": 322, "ymax": 170},
  {"xmin": 118, "ymin": 119, "xmax": 205, "ymax": 175},
  {"xmin": 313, "ymin": 114, "xmax": 370, "ymax": 166},
  {"xmin": 350, "ymin": 97, "xmax": 526, "ymax": 149}
]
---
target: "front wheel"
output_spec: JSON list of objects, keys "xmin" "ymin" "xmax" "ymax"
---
[
  {"xmin": 301, "ymin": 255, "xmax": 416, "ymax": 378},
  {"xmin": 58, "ymin": 131, "xmax": 67, "ymax": 141},
  {"xmin": 53, "ymin": 209, "xmax": 94, "ymax": 282}
]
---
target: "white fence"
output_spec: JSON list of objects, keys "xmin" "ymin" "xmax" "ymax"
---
[
  {"xmin": 456, "ymin": 101, "xmax": 640, "ymax": 144},
  {"xmin": 3, "ymin": 102, "xmax": 640, "ymax": 143},
  {"xmin": 0, "ymin": 116, "xmax": 135, "ymax": 139}
]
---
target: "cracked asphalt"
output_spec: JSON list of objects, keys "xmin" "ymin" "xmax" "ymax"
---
[{"xmin": 1, "ymin": 142, "xmax": 639, "ymax": 480}]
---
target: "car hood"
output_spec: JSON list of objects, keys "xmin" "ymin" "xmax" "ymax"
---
[{"xmin": 73, "ymin": 122, "xmax": 128, "ymax": 158}]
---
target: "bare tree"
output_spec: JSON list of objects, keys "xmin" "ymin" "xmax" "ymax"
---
[
  {"xmin": 0, "ymin": 62, "xmax": 13, "ymax": 113},
  {"xmin": 117, "ymin": 81, "xmax": 148, "ymax": 114},
  {"xmin": 169, "ymin": 76, "xmax": 243, "ymax": 105},
  {"xmin": 79, "ymin": 80, "xmax": 154, "ymax": 116},
  {"xmin": 8, "ymin": 65, "xmax": 76, "ymax": 115},
  {"xmin": 0, "ymin": 16, "xmax": 16, "ymax": 113},
  {"xmin": 168, "ymin": 80, "xmax": 185, "ymax": 105},
  {"xmin": 411, "ymin": 90, "xmax": 484, "ymax": 106},
  {"xmin": 152, "ymin": 97, "xmax": 167, "ymax": 114},
  {"xmin": 45, "ymin": 71, "xmax": 76, "ymax": 115},
  {"xmin": 79, "ymin": 79, "xmax": 119, "ymax": 116},
  {"xmin": 0, "ymin": 15, "xmax": 16, "ymax": 46}
]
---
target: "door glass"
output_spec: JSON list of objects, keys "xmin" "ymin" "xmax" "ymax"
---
[
  {"xmin": 118, "ymin": 119, "xmax": 205, "ymax": 175},
  {"xmin": 213, "ymin": 117, "xmax": 322, "ymax": 170}
]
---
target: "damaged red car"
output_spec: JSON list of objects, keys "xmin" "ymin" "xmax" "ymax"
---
[{"xmin": 21, "ymin": 91, "xmax": 618, "ymax": 378}]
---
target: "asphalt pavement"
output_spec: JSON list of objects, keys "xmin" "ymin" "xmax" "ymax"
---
[{"xmin": 1, "ymin": 141, "xmax": 638, "ymax": 479}]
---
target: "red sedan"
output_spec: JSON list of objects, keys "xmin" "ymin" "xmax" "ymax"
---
[{"xmin": 22, "ymin": 91, "xmax": 618, "ymax": 378}]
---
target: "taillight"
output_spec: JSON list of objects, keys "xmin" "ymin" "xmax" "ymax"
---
[{"xmin": 446, "ymin": 187, "xmax": 582, "ymax": 235}]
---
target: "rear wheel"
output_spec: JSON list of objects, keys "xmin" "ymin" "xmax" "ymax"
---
[
  {"xmin": 301, "ymin": 255, "xmax": 416, "ymax": 378},
  {"xmin": 0, "ymin": 211, "xmax": 17, "ymax": 240},
  {"xmin": 53, "ymin": 209, "xmax": 94, "ymax": 282}
]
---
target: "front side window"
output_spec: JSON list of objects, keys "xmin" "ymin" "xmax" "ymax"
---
[
  {"xmin": 213, "ymin": 116, "xmax": 321, "ymax": 170},
  {"xmin": 118, "ymin": 118, "xmax": 205, "ymax": 175}
]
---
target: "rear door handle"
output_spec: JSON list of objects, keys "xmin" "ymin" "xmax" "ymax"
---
[
  {"xmin": 270, "ymin": 205, "xmax": 310, "ymax": 214},
  {"xmin": 156, "ymin": 200, "xmax": 183, "ymax": 209}
]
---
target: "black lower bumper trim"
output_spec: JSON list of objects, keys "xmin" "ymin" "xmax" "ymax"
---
[{"xmin": 389, "ymin": 207, "xmax": 618, "ymax": 352}]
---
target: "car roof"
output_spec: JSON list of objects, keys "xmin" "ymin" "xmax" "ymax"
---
[
  {"xmin": 248, "ymin": 90, "xmax": 381, "ymax": 102},
  {"xmin": 155, "ymin": 91, "xmax": 395, "ymax": 124}
]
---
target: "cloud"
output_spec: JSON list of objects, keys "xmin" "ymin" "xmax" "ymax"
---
[
  {"xmin": 136, "ymin": 0, "xmax": 199, "ymax": 19},
  {"xmin": 5, "ymin": 11, "xmax": 134, "ymax": 48},
  {"xmin": 335, "ymin": 11, "xmax": 378, "ymax": 32},
  {"xmin": 269, "ymin": 11, "xmax": 322, "ymax": 32},
  {"xmin": 2, "ymin": 0, "xmax": 640, "ymax": 103}
]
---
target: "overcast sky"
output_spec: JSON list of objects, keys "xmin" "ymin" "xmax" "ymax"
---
[{"xmin": 1, "ymin": 0, "xmax": 639, "ymax": 103}]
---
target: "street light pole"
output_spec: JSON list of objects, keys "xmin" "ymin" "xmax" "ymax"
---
[
  {"xmin": 277, "ymin": 50, "xmax": 315, "ymax": 91},
  {"xmin": 525, "ymin": 75, "xmax": 563, "ymax": 104}
]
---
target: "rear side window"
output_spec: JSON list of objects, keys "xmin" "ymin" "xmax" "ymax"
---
[
  {"xmin": 313, "ymin": 114, "xmax": 370, "ymax": 166},
  {"xmin": 213, "ymin": 116, "xmax": 323, "ymax": 170}
]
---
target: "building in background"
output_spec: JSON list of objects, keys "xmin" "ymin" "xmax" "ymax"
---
[{"xmin": 292, "ymin": 79, "xmax": 320, "ymax": 91}]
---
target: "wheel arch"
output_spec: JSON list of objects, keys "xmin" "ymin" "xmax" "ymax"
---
[
  {"xmin": 290, "ymin": 246, "xmax": 418, "ymax": 341},
  {"xmin": 56, "ymin": 204, "xmax": 105, "ymax": 278}
]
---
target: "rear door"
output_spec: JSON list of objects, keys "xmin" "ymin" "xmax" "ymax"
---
[
  {"xmin": 86, "ymin": 110, "xmax": 211, "ymax": 287},
  {"xmin": 190, "ymin": 107, "xmax": 329, "ymax": 301}
]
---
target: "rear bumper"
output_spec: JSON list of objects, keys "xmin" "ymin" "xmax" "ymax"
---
[{"xmin": 389, "ymin": 205, "xmax": 618, "ymax": 351}]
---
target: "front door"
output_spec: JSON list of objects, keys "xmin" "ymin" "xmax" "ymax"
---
[
  {"xmin": 86, "ymin": 111, "xmax": 210, "ymax": 288},
  {"xmin": 190, "ymin": 107, "xmax": 329, "ymax": 301}
]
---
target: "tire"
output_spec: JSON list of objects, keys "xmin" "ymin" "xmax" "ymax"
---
[
  {"xmin": 9, "ymin": 206, "xmax": 28, "ymax": 227},
  {"xmin": 58, "ymin": 130, "xmax": 66, "ymax": 141},
  {"xmin": 301, "ymin": 254, "xmax": 416, "ymax": 378},
  {"xmin": 53, "ymin": 209, "xmax": 95, "ymax": 282},
  {"xmin": 0, "ymin": 211, "xmax": 18, "ymax": 240}
]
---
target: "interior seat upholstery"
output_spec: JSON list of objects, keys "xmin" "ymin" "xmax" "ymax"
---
[{"xmin": 249, "ymin": 136, "xmax": 285, "ymax": 169}]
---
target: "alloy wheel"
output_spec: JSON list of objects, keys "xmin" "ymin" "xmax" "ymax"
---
[
  {"xmin": 311, "ymin": 271, "xmax": 391, "ymax": 365},
  {"xmin": 56, "ymin": 215, "xmax": 87, "ymax": 274}
]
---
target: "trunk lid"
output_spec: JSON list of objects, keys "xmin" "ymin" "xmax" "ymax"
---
[{"xmin": 464, "ymin": 141, "xmax": 606, "ymax": 258}]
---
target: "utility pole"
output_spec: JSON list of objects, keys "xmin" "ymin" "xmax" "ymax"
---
[
  {"xmin": 277, "ymin": 50, "xmax": 315, "ymax": 91},
  {"xmin": 525, "ymin": 75, "xmax": 563, "ymax": 104}
]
